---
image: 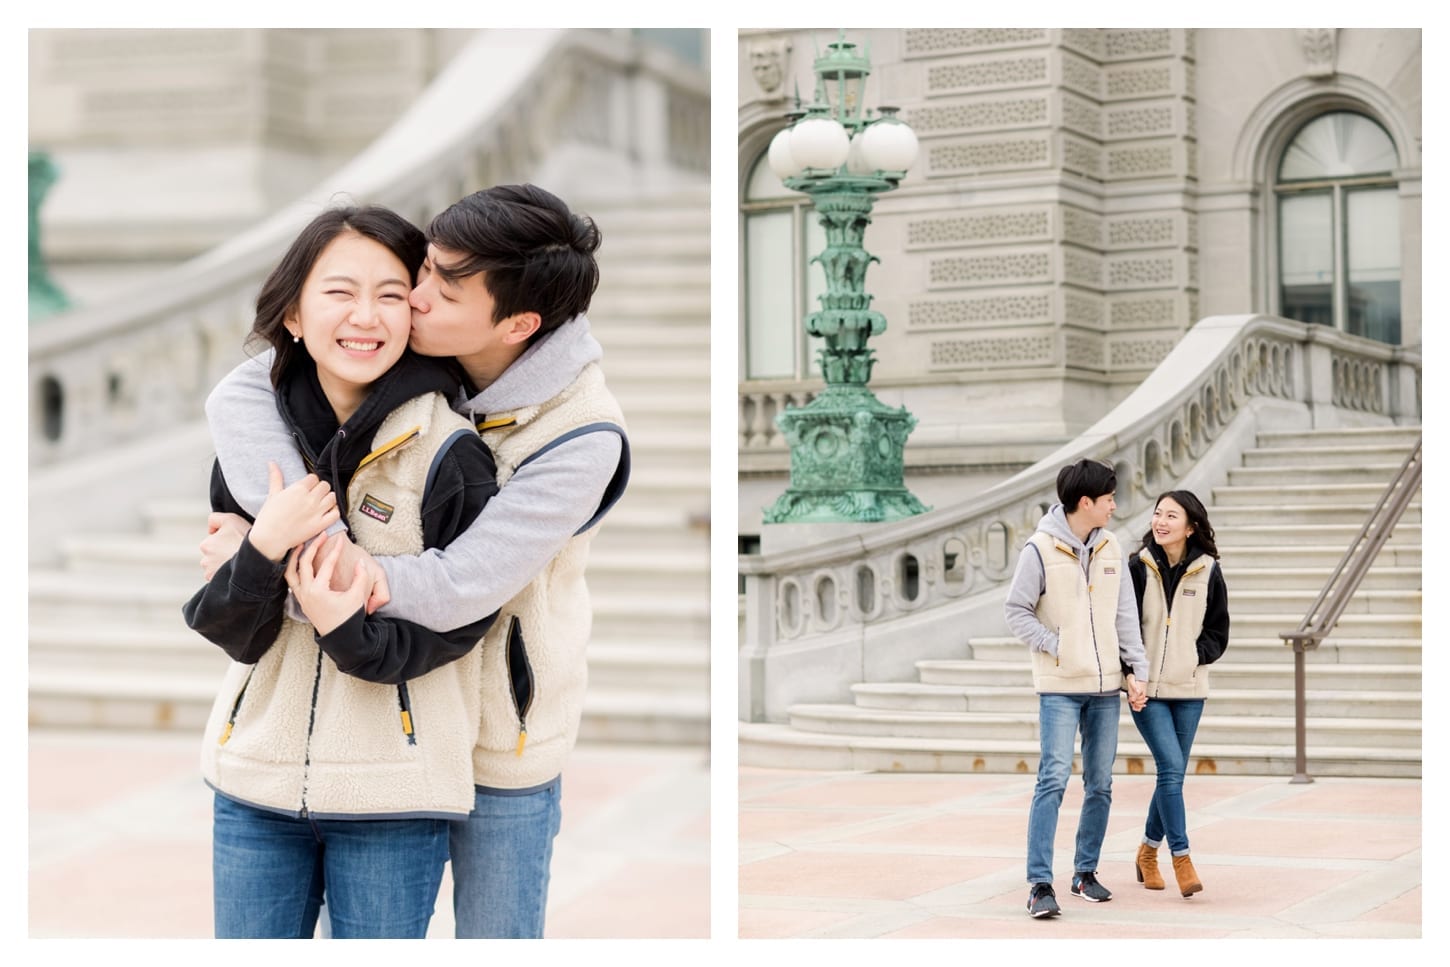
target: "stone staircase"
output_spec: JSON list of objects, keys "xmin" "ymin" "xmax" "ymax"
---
[
  {"xmin": 27, "ymin": 186, "xmax": 710, "ymax": 747},
  {"xmin": 740, "ymin": 425, "xmax": 1422, "ymax": 778}
]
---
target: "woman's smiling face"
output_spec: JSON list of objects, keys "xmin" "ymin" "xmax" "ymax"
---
[
  {"xmin": 286, "ymin": 231, "xmax": 413, "ymax": 419},
  {"xmin": 1151, "ymin": 496, "xmax": 1195, "ymax": 556}
]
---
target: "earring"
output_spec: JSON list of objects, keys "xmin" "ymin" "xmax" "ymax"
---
[{"xmin": 292, "ymin": 334, "xmax": 300, "ymax": 343}]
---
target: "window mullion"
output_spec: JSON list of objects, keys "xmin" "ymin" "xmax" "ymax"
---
[{"xmin": 1332, "ymin": 184, "xmax": 1347, "ymax": 333}]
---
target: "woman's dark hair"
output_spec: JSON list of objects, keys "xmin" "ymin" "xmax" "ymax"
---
[
  {"xmin": 426, "ymin": 183, "xmax": 601, "ymax": 345},
  {"xmin": 249, "ymin": 205, "xmax": 426, "ymax": 386},
  {"xmin": 1140, "ymin": 489, "xmax": 1219, "ymax": 559},
  {"xmin": 1056, "ymin": 458, "xmax": 1117, "ymax": 513}
]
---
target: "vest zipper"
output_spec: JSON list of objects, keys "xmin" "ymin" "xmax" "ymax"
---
[
  {"xmin": 397, "ymin": 683, "xmax": 417, "ymax": 745},
  {"xmin": 297, "ymin": 647, "xmax": 325, "ymax": 818},
  {"xmin": 505, "ymin": 616, "xmax": 535, "ymax": 757},
  {"xmin": 218, "ymin": 666, "xmax": 257, "ymax": 746}
]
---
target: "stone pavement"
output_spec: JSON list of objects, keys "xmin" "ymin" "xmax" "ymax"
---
[
  {"xmin": 27, "ymin": 728, "xmax": 709, "ymax": 938},
  {"xmin": 740, "ymin": 766, "xmax": 1421, "ymax": 940}
]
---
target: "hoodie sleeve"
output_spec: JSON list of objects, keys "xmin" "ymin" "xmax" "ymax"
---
[
  {"xmin": 204, "ymin": 351, "xmax": 347, "ymax": 535},
  {"xmin": 1196, "ymin": 563, "xmax": 1231, "ymax": 665},
  {"xmin": 1115, "ymin": 556, "xmax": 1149, "ymax": 680},
  {"xmin": 1004, "ymin": 543, "xmax": 1059, "ymax": 657}
]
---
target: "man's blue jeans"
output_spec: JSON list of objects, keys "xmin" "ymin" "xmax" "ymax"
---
[
  {"xmin": 211, "ymin": 792, "xmax": 448, "ymax": 938},
  {"xmin": 1130, "ymin": 698, "xmax": 1205, "ymax": 855},
  {"xmin": 449, "ymin": 779, "xmax": 563, "ymax": 938},
  {"xmin": 1026, "ymin": 693, "xmax": 1120, "ymax": 885}
]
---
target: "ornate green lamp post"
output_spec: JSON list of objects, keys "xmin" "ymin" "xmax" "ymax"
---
[
  {"xmin": 29, "ymin": 150, "xmax": 70, "ymax": 320},
  {"xmin": 762, "ymin": 32, "xmax": 929, "ymax": 524}
]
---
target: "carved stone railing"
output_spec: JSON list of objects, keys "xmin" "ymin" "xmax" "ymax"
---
[
  {"xmin": 28, "ymin": 28, "xmax": 708, "ymax": 468},
  {"xmin": 738, "ymin": 314, "xmax": 1421, "ymax": 721},
  {"xmin": 739, "ymin": 384, "xmax": 820, "ymax": 451}
]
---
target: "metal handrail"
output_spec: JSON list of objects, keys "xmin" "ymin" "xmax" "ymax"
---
[{"xmin": 1279, "ymin": 435, "xmax": 1422, "ymax": 783}]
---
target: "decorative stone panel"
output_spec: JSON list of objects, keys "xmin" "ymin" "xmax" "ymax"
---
[
  {"xmin": 1105, "ymin": 214, "xmax": 1177, "ymax": 249},
  {"xmin": 1059, "ymin": 29, "xmax": 1106, "ymax": 62},
  {"xmin": 1060, "ymin": 207, "xmax": 1103, "ymax": 248},
  {"xmin": 904, "ymin": 28, "xmax": 1049, "ymax": 57},
  {"xmin": 926, "ymin": 55, "xmax": 1050, "ymax": 95},
  {"xmin": 906, "ymin": 208, "xmax": 1051, "ymax": 248},
  {"xmin": 1109, "ymin": 295, "xmax": 1179, "ymax": 330},
  {"xmin": 1104, "ymin": 63, "xmax": 1174, "ymax": 100},
  {"xmin": 1103, "ymin": 29, "xmax": 1174, "ymax": 61},
  {"xmin": 1186, "ymin": 101, "xmax": 1197, "ymax": 140},
  {"xmin": 908, "ymin": 96, "xmax": 1050, "ymax": 135},
  {"xmin": 929, "ymin": 251, "xmax": 1053, "ymax": 288},
  {"xmin": 1059, "ymin": 92, "xmax": 1103, "ymax": 139},
  {"xmin": 1059, "ymin": 51, "xmax": 1102, "ymax": 99},
  {"xmin": 1187, "ymin": 214, "xmax": 1199, "ymax": 250},
  {"xmin": 927, "ymin": 136, "xmax": 1051, "ymax": 176},
  {"xmin": 1107, "ymin": 254, "xmax": 1177, "ymax": 290},
  {"xmin": 1106, "ymin": 142, "xmax": 1179, "ymax": 179},
  {"xmin": 1105, "ymin": 104, "xmax": 1177, "ymax": 140},
  {"xmin": 929, "ymin": 334, "xmax": 1056, "ymax": 369},
  {"xmin": 1064, "ymin": 290, "xmax": 1106, "ymax": 329},
  {"xmin": 1065, "ymin": 331, "xmax": 1106, "ymax": 369},
  {"xmin": 1110, "ymin": 338, "xmax": 1176, "ymax": 369},
  {"xmin": 1061, "ymin": 134, "xmax": 1103, "ymax": 179},
  {"xmin": 1063, "ymin": 248, "xmax": 1103, "ymax": 289},
  {"xmin": 908, "ymin": 293, "xmax": 1054, "ymax": 329}
]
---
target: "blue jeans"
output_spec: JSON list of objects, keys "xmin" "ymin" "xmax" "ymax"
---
[
  {"xmin": 1026, "ymin": 693, "xmax": 1120, "ymax": 885},
  {"xmin": 1130, "ymin": 698, "xmax": 1205, "ymax": 855},
  {"xmin": 449, "ymin": 779, "xmax": 563, "ymax": 938},
  {"xmin": 211, "ymin": 792, "xmax": 448, "ymax": 938}
]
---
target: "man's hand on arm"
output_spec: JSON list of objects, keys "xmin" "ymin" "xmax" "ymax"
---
[
  {"xmin": 286, "ymin": 534, "xmax": 369, "ymax": 635},
  {"xmin": 317, "ymin": 534, "xmax": 390, "ymax": 614},
  {"xmin": 200, "ymin": 512, "xmax": 252, "ymax": 581}
]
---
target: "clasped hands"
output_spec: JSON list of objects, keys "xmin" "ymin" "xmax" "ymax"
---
[
  {"xmin": 198, "ymin": 461, "xmax": 390, "ymax": 633},
  {"xmin": 1125, "ymin": 674, "xmax": 1148, "ymax": 712}
]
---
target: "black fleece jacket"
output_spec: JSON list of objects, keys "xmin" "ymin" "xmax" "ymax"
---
[
  {"xmin": 183, "ymin": 351, "xmax": 499, "ymax": 684},
  {"xmin": 1127, "ymin": 541, "xmax": 1231, "ymax": 667}
]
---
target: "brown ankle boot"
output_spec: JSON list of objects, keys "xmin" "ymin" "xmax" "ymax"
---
[
  {"xmin": 1135, "ymin": 843, "xmax": 1164, "ymax": 890},
  {"xmin": 1172, "ymin": 853, "xmax": 1203, "ymax": 896}
]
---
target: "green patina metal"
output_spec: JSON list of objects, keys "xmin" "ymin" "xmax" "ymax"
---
[
  {"xmin": 29, "ymin": 150, "xmax": 70, "ymax": 320},
  {"xmin": 763, "ymin": 34, "xmax": 929, "ymax": 524}
]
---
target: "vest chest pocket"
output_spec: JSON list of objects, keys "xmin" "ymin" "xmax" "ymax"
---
[{"xmin": 505, "ymin": 616, "xmax": 535, "ymax": 756}]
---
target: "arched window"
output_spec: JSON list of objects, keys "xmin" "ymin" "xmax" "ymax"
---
[
  {"xmin": 1276, "ymin": 111, "xmax": 1400, "ymax": 343},
  {"xmin": 741, "ymin": 147, "xmax": 825, "ymax": 379}
]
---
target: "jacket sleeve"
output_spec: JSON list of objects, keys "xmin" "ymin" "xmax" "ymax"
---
[
  {"xmin": 1115, "ymin": 555, "xmax": 1149, "ymax": 681},
  {"xmin": 1004, "ymin": 543, "xmax": 1058, "ymax": 656},
  {"xmin": 1196, "ymin": 563, "xmax": 1231, "ymax": 665},
  {"xmin": 312, "ymin": 434, "xmax": 500, "ymax": 683},
  {"xmin": 181, "ymin": 462, "xmax": 288, "ymax": 664}
]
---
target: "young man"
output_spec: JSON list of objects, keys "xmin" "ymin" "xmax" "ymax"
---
[
  {"xmin": 199, "ymin": 184, "xmax": 630, "ymax": 938},
  {"xmin": 1003, "ymin": 458, "xmax": 1148, "ymax": 920}
]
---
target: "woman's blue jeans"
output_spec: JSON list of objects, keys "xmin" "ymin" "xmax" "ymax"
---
[
  {"xmin": 1026, "ymin": 693, "xmax": 1120, "ymax": 885},
  {"xmin": 449, "ymin": 779, "xmax": 563, "ymax": 939},
  {"xmin": 211, "ymin": 792, "xmax": 448, "ymax": 938},
  {"xmin": 1129, "ymin": 698, "xmax": 1205, "ymax": 855}
]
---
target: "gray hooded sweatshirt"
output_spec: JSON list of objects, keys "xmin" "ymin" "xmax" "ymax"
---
[
  {"xmin": 1003, "ymin": 503, "xmax": 1149, "ymax": 689},
  {"xmin": 206, "ymin": 313, "xmax": 622, "ymax": 631}
]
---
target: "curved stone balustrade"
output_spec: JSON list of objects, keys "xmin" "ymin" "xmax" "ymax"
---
[
  {"xmin": 739, "ymin": 314, "xmax": 1420, "ymax": 721},
  {"xmin": 29, "ymin": 28, "xmax": 708, "ymax": 467}
]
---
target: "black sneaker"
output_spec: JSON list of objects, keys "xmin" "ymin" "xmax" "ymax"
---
[
  {"xmin": 1071, "ymin": 871, "xmax": 1112, "ymax": 902},
  {"xmin": 1027, "ymin": 882, "xmax": 1060, "ymax": 918}
]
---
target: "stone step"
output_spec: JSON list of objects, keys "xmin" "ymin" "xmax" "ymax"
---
[
  {"xmin": 1226, "ymin": 464, "xmax": 1403, "ymax": 487},
  {"xmin": 1227, "ymin": 566, "xmax": 1419, "ymax": 591},
  {"xmin": 1214, "ymin": 522, "xmax": 1418, "ymax": 546},
  {"xmin": 594, "ymin": 262, "xmax": 710, "ymax": 290},
  {"xmin": 590, "ymin": 590, "xmax": 708, "ymax": 643},
  {"xmin": 29, "ymin": 571, "xmax": 202, "ymax": 626},
  {"xmin": 737, "ymin": 723, "xmax": 1421, "ymax": 778},
  {"xmin": 1239, "ymin": 443, "xmax": 1418, "ymax": 469},
  {"xmin": 590, "ymin": 233, "xmax": 709, "ymax": 262},
  {"xmin": 1254, "ymin": 426, "xmax": 1422, "ymax": 450},
  {"xmin": 1217, "ymin": 544, "xmax": 1419, "ymax": 569},
  {"xmin": 1210, "ymin": 482, "xmax": 1417, "ymax": 507},
  {"xmin": 586, "ymin": 641, "xmax": 709, "ymax": 690},
  {"xmin": 1228, "ymin": 611, "xmax": 1420, "ymax": 639},
  {"xmin": 849, "ymin": 683, "xmax": 1420, "ymax": 720},
  {"xmin": 1229, "ymin": 587, "xmax": 1421, "ymax": 615},
  {"xmin": 965, "ymin": 636, "xmax": 1421, "ymax": 666},
  {"xmin": 29, "ymin": 622, "xmax": 229, "ymax": 676},
  {"xmin": 588, "ymin": 292, "xmax": 709, "ymax": 321},
  {"xmin": 918, "ymin": 660, "xmax": 1421, "ymax": 692},
  {"xmin": 1209, "ymin": 503, "xmax": 1420, "ymax": 527},
  {"xmin": 783, "ymin": 703, "xmax": 1421, "ymax": 749},
  {"xmin": 582, "ymin": 547, "xmax": 709, "ymax": 595}
]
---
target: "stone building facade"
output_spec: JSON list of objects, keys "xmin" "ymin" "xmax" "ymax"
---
[{"xmin": 738, "ymin": 28, "xmax": 1421, "ymax": 536}]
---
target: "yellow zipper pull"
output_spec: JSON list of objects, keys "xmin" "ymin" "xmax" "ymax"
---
[
  {"xmin": 400, "ymin": 710, "xmax": 414, "ymax": 738},
  {"xmin": 219, "ymin": 722, "xmax": 233, "ymax": 746},
  {"xmin": 515, "ymin": 726, "xmax": 528, "ymax": 757}
]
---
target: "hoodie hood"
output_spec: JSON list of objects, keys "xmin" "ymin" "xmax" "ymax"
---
[
  {"xmin": 1141, "ymin": 537, "xmax": 1208, "ymax": 572},
  {"xmin": 458, "ymin": 313, "xmax": 602, "ymax": 420},
  {"xmin": 1034, "ymin": 503, "xmax": 1100, "ymax": 554}
]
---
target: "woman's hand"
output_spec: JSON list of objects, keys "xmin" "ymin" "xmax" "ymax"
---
[
  {"xmin": 286, "ymin": 533, "xmax": 369, "ymax": 636},
  {"xmin": 248, "ymin": 462, "xmax": 339, "ymax": 562}
]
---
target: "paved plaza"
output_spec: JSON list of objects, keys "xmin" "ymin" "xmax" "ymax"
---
[
  {"xmin": 28, "ymin": 728, "xmax": 709, "ymax": 939},
  {"xmin": 740, "ymin": 766, "xmax": 1422, "ymax": 940}
]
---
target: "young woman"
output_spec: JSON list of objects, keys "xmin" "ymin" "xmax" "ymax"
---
[
  {"xmin": 182, "ymin": 206, "xmax": 498, "ymax": 938},
  {"xmin": 1128, "ymin": 490, "xmax": 1230, "ymax": 897}
]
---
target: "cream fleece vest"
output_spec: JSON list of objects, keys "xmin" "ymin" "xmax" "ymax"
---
[
  {"xmin": 200, "ymin": 393, "xmax": 483, "ymax": 819},
  {"xmin": 1028, "ymin": 530, "xmax": 1125, "ymax": 694},
  {"xmin": 1138, "ymin": 549, "xmax": 1214, "ymax": 699},
  {"xmin": 472, "ymin": 361, "xmax": 626, "ymax": 789}
]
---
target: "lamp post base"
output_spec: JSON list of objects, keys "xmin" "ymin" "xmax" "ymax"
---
[{"xmin": 764, "ymin": 385, "xmax": 930, "ymax": 524}]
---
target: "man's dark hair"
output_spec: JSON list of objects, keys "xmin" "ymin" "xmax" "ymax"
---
[
  {"xmin": 1056, "ymin": 458, "xmax": 1117, "ymax": 513},
  {"xmin": 426, "ymin": 184, "xmax": 601, "ymax": 344},
  {"xmin": 250, "ymin": 205, "xmax": 426, "ymax": 387}
]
